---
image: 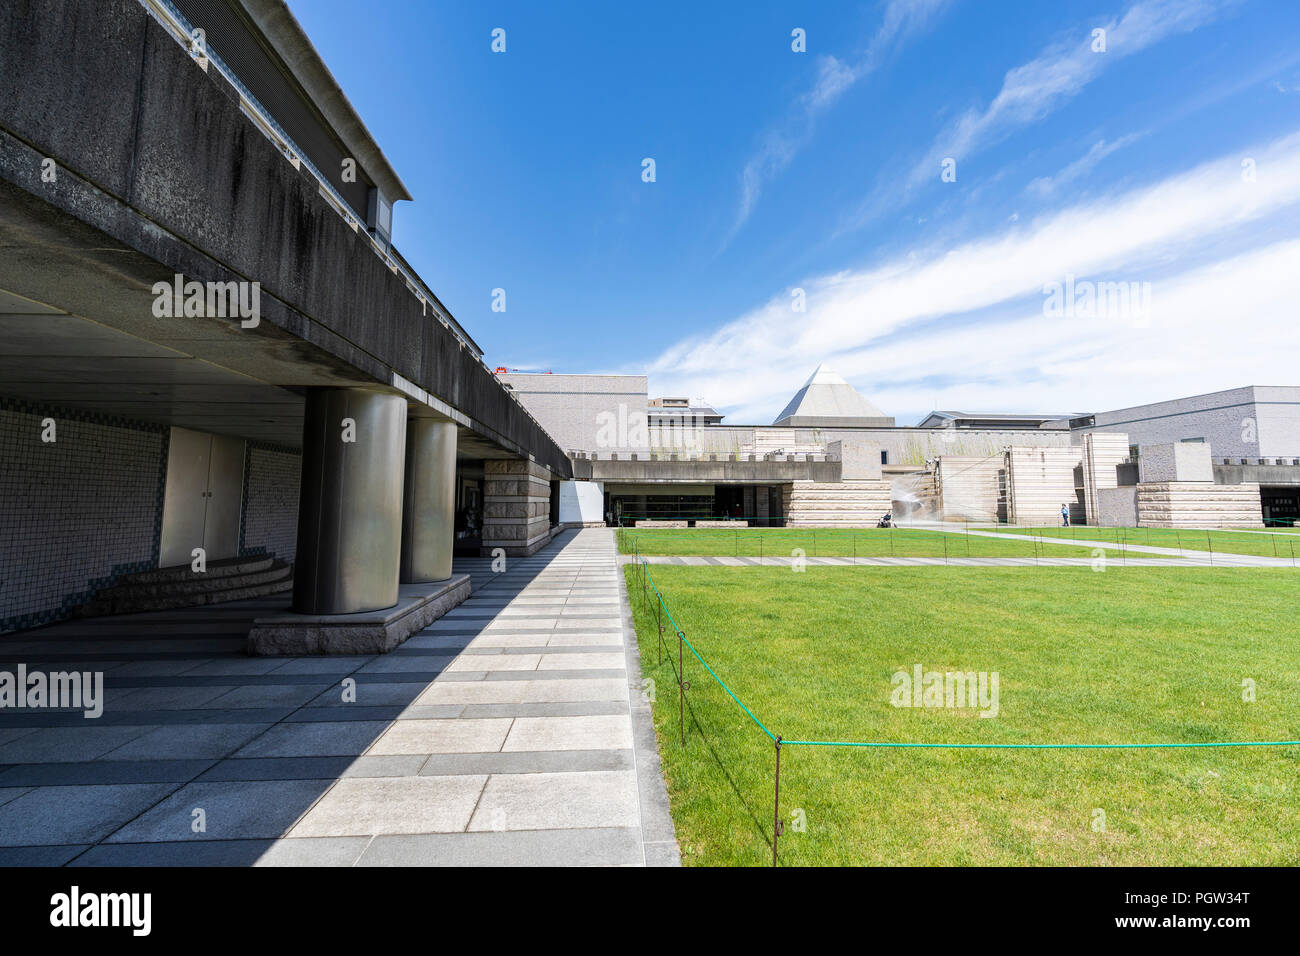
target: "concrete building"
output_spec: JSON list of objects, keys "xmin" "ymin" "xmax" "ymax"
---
[
  {"xmin": 1074, "ymin": 386, "xmax": 1300, "ymax": 526},
  {"xmin": 511, "ymin": 372, "xmax": 1300, "ymax": 531},
  {"xmin": 497, "ymin": 372, "xmax": 649, "ymax": 459},
  {"xmin": 0, "ymin": 0, "xmax": 570, "ymax": 643},
  {"xmin": 1071, "ymin": 385, "xmax": 1300, "ymax": 460},
  {"xmin": 917, "ymin": 411, "xmax": 1071, "ymax": 430},
  {"xmin": 3, "ymin": 1, "xmax": 1298, "ymax": 646},
  {"xmin": 647, "ymin": 396, "xmax": 724, "ymax": 427}
]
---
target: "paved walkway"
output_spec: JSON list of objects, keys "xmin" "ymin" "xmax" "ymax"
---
[
  {"xmin": 638, "ymin": 555, "xmax": 1219, "ymax": 567},
  {"xmin": 0, "ymin": 529, "xmax": 678, "ymax": 866},
  {"xmin": 941, "ymin": 527, "xmax": 1298, "ymax": 567},
  {"xmin": 635, "ymin": 528, "xmax": 1299, "ymax": 568}
]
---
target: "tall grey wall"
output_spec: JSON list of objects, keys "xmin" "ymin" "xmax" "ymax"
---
[
  {"xmin": 1080, "ymin": 387, "xmax": 1300, "ymax": 461},
  {"xmin": 649, "ymin": 423, "xmax": 1071, "ymax": 465},
  {"xmin": 0, "ymin": 400, "xmax": 167, "ymax": 632},
  {"xmin": 501, "ymin": 373, "xmax": 649, "ymax": 457},
  {"xmin": 1254, "ymin": 387, "xmax": 1300, "ymax": 458}
]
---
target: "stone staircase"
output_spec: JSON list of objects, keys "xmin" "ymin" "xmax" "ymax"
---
[{"xmin": 73, "ymin": 555, "xmax": 293, "ymax": 618}]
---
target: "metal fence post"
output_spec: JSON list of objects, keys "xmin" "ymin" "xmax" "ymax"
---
[
  {"xmin": 772, "ymin": 735, "xmax": 783, "ymax": 867},
  {"xmin": 678, "ymin": 630, "xmax": 686, "ymax": 747},
  {"xmin": 656, "ymin": 596, "xmax": 663, "ymax": 666}
]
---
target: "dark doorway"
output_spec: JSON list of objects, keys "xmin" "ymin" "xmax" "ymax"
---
[{"xmin": 1261, "ymin": 486, "xmax": 1299, "ymax": 526}]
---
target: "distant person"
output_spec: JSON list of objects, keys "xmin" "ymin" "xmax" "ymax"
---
[
  {"xmin": 1060, "ymin": 504, "xmax": 1070, "ymax": 527},
  {"xmin": 878, "ymin": 512, "xmax": 892, "ymax": 528}
]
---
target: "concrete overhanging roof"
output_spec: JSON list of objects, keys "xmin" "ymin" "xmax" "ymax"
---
[
  {"xmin": 921, "ymin": 410, "xmax": 1076, "ymax": 425},
  {"xmin": 239, "ymin": 0, "xmax": 412, "ymax": 203}
]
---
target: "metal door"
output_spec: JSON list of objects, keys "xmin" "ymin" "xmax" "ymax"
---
[
  {"xmin": 204, "ymin": 434, "xmax": 245, "ymax": 560},
  {"xmin": 158, "ymin": 427, "xmax": 245, "ymax": 568},
  {"xmin": 159, "ymin": 427, "xmax": 212, "ymax": 568}
]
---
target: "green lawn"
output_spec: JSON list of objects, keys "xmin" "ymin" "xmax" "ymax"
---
[
  {"xmin": 987, "ymin": 525, "xmax": 1300, "ymax": 560},
  {"xmin": 616, "ymin": 526, "xmax": 1175, "ymax": 559},
  {"xmin": 627, "ymin": 565, "xmax": 1300, "ymax": 865}
]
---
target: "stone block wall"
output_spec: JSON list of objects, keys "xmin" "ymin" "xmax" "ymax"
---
[
  {"xmin": 1007, "ymin": 446, "xmax": 1084, "ymax": 525},
  {"xmin": 482, "ymin": 458, "xmax": 556, "ymax": 555},
  {"xmin": 935, "ymin": 456, "xmax": 1004, "ymax": 522},
  {"xmin": 1136, "ymin": 482, "xmax": 1263, "ymax": 528},
  {"xmin": 783, "ymin": 479, "xmax": 891, "ymax": 526},
  {"xmin": 827, "ymin": 439, "xmax": 882, "ymax": 479},
  {"xmin": 1096, "ymin": 486, "xmax": 1139, "ymax": 526},
  {"xmin": 1082, "ymin": 432, "xmax": 1129, "ymax": 525}
]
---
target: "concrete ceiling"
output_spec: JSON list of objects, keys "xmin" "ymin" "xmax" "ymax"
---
[
  {"xmin": 0, "ymin": 286, "xmax": 307, "ymax": 445},
  {"xmin": 0, "ymin": 286, "xmax": 514, "ymax": 459}
]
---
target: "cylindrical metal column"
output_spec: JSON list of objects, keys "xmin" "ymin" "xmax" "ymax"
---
[
  {"xmin": 401, "ymin": 418, "xmax": 457, "ymax": 583},
  {"xmin": 293, "ymin": 387, "xmax": 406, "ymax": 614}
]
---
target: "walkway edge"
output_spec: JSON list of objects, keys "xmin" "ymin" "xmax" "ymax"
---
[{"xmin": 616, "ymin": 553, "xmax": 681, "ymax": 867}]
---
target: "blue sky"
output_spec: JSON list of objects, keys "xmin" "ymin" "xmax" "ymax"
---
[{"xmin": 289, "ymin": 0, "xmax": 1300, "ymax": 425}]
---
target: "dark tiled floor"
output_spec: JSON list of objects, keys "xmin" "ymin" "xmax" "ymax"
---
[{"xmin": 0, "ymin": 530, "xmax": 677, "ymax": 866}]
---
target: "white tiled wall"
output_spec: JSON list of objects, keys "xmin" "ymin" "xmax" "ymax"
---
[
  {"xmin": 239, "ymin": 442, "xmax": 300, "ymax": 563},
  {"xmin": 0, "ymin": 402, "xmax": 167, "ymax": 632}
]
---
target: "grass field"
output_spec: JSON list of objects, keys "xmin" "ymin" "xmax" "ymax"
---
[
  {"xmin": 986, "ymin": 525, "xmax": 1300, "ymax": 560},
  {"xmin": 626, "ymin": 564, "xmax": 1300, "ymax": 866},
  {"xmin": 616, "ymin": 526, "xmax": 1178, "ymax": 559}
]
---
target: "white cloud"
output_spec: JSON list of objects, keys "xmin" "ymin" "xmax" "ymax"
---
[
  {"xmin": 730, "ymin": 0, "xmax": 952, "ymax": 237},
  {"xmin": 855, "ymin": 0, "xmax": 1232, "ymax": 223},
  {"xmin": 1027, "ymin": 132, "xmax": 1146, "ymax": 196},
  {"xmin": 856, "ymin": 237, "xmax": 1300, "ymax": 422},
  {"xmin": 648, "ymin": 129, "xmax": 1300, "ymax": 423}
]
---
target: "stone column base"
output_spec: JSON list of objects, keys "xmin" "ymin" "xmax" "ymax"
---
[{"xmin": 247, "ymin": 574, "xmax": 470, "ymax": 655}]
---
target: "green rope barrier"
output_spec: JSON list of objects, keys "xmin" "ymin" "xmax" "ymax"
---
[
  {"xmin": 633, "ymin": 552, "xmax": 1299, "ymax": 752},
  {"xmin": 780, "ymin": 739, "xmax": 1300, "ymax": 749}
]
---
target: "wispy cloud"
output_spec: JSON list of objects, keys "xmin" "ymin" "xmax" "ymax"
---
[
  {"xmin": 845, "ymin": 0, "xmax": 1234, "ymax": 231},
  {"xmin": 650, "ymin": 129, "xmax": 1300, "ymax": 423},
  {"xmin": 728, "ymin": 0, "xmax": 952, "ymax": 242},
  {"xmin": 1026, "ymin": 132, "xmax": 1146, "ymax": 197}
]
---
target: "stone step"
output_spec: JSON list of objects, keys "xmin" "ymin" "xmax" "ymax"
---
[
  {"xmin": 96, "ymin": 561, "xmax": 291, "ymax": 600},
  {"xmin": 114, "ymin": 554, "xmax": 277, "ymax": 586},
  {"xmin": 71, "ymin": 559, "xmax": 294, "ymax": 619},
  {"xmin": 98, "ymin": 575, "xmax": 293, "ymax": 616}
]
